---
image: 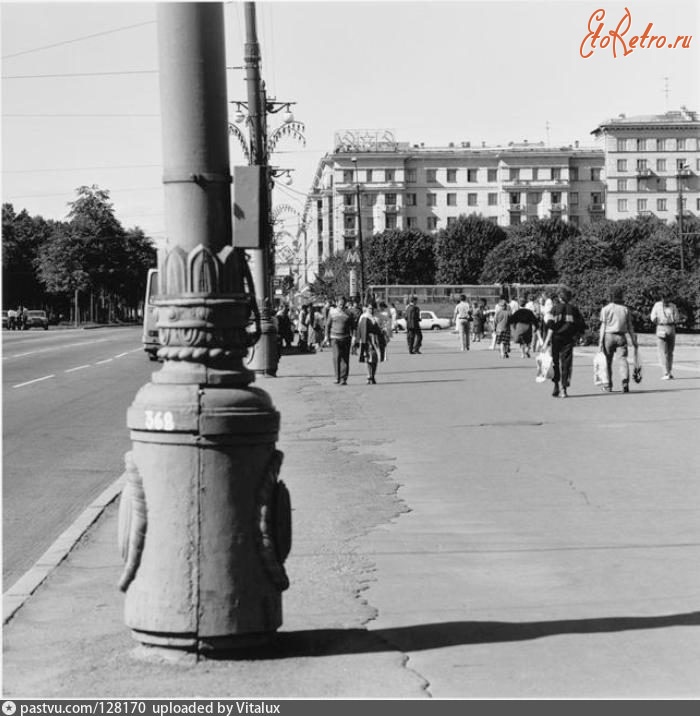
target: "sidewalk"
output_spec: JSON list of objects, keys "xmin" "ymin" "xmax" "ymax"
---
[{"xmin": 3, "ymin": 334, "xmax": 700, "ymax": 698}]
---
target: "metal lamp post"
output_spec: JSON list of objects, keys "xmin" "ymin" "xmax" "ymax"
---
[
  {"xmin": 350, "ymin": 157, "xmax": 366, "ymax": 302},
  {"xmin": 120, "ymin": 2, "xmax": 291, "ymax": 654},
  {"xmin": 677, "ymin": 162, "xmax": 690, "ymax": 272}
]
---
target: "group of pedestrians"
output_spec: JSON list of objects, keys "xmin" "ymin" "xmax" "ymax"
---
[{"xmin": 6, "ymin": 305, "xmax": 28, "ymax": 330}]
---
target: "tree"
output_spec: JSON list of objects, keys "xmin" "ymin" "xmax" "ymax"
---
[
  {"xmin": 364, "ymin": 228, "xmax": 436, "ymax": 286},
  {"xmin": 582, "ymin": 215, "xmax": 671, "ymax": 267},
  {"xmin": 311, "ymin": 252, "xmax": 353, "ymax": 300},
  {"xmin": 2, "ymin": 203, "xmax": 54, "ymax": 308},
  {"xmin": 505, "ymin": 217, "xmax": 580, "ymax": 257},
  {"xmin": 554, "ymin": 234, "xmax": 615, "ymax": 284},
  {"xmin": 434, "ymin": 214, "xmax": 506, "ymax": 284},
  {"xmin": 479, "ymin": 235, "xmax": 556, "ymax": 284}
]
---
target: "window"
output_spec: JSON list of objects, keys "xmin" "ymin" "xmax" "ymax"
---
[
  {"xmin": 657, "ymin": 198, "xmax": 667, "ymax": 211},
  {"xmin": 697, "ymin": 198, "xmax": 700, "ymax": 211},
  {"xmin": 617, "ymin": 179, "xmax": 627, "ymax": 192},
  {"xmin": 570, "ymin": 215, "xmax": 579, "ymax": 227},
  {"xmin": 509, "ymin": 213, "xmax": 521, "ymax": 226},
  {"xmin": 591, "ymin": 192, "xmax": 602, "ymax": 204},
  {"xmin": 426, "ymin": 169, "xmax": 437, "ymax": 182},
  {"xmin": 447, "ymin": 217, "xmax": 457, "ymax": 227},
  {"xmin": 510, "ymin": 192, "xmax": 521, "ymax": 204},
  {"xmin": 677, "ymin": 138, "xmax": 686, "ymax": 150},
  {"xmin": 509, "ymin": 168, "xmax": 520, "ymax": 181},
  {"xmin": 591, "ymin": 168, "xmax": 601, "ymax": 181},
  {"xmin": 447, "ymin": 169, "xmax": 457, "ymax": 183},
  {"xmin": 344, "ymin": 215, "xmax": 355, "ymax": 230},
  {"xmin": 406, "ymin": 192, "xmax": 417, "ymax": 206},
  {"xmin": 385, "ymin": 169, "xmax": 395, "ymax": 182},
  {"xmin": 551, "ymin": 191, "xmax": 561, "ymax": 203},
  {"xmin": 385, "ymin": 214, "xmax": 397, "ymax": 230},
  {"xmin": 636, "ymin": 159, "xmax": 648, "ymax": 171},
  {"xmin": 344, "ymin": 194, "xmax": 354, "ymax": 206},
  {"xmin": 636, "ymin": 138, "xmax": 647, "ymax": 151},
  {"xmin": 406, "ymin": 168, "xmax": 417, "ymax": 183},
  {"xmin": 385, "ymin": 192, "xmax": 397, "ymax": 206},
  {"xmin": 532, "ymin": 168, "xmax": 539, "ymax": 180},
  {"xmin": 427, "ymin": 193, "xmax": 437, "ymax": 206},
  {"xmin": 427, "ymin": 216, "xmax": 438, "ymax": 230},
  {"xmin": 617, "ymin": 199, "xmax": 628, "ymax": 212},
  {"xmin": 570, "ymin": 192, "xmax": 579, "ymax": 205},
  {"xmin": 467, "ymin": 193, "xmax": 477, "ymax": 206},
  {"xmin": 343, "ymin": 170, "xmax": 354, "ymax": 183},
  {"xmin": 344, "ymin": 238, "xmax": 356, "ymax": 250},
  {"xmin": 551, "ymin": 167, "xmax": 561, "ymax": 181},
  {"xmin": 467, "ymin": 169, "xmax": 478, "ymax": 182},
  {"xmin": 365, "ymin": 170, "xmax": 373, "ymax": 183},
  {"xmin": 656, "ymin": 138, "xmax": 666, "ymax": 151},
  {"xmin": 617, "ymin": 159, "xmax": 628, "ymax": 172},
  {"xmin": 488, "ymin": 193, "xmax": 498, "ymax": 206},
  {"xmin": 570, "ymin": 167, "xmax": 579, "ymax": 181},
  {"xmin": 406, "ymin": 216, "xmax": 417, "ymax": 229},
  {"xmin": 677, "ymin": 158, "xmax": 688, "ymax": 171},
  {"xmin": 637, "ymin": 198, "xmax": 647, "ymax": 212},
  {"xmin": 366, "ymin": 216, "xmax": 374, "ymax": 231},
  {"xmin": 362, "ymin": 193, "xmax": 376, "ymax": 207},
  {"xmin": 617, "ymin": 139, "xmax": 627, "ymax": 152},
  {"xmin": 447, "ymin": 193, "xmax": 457, "ymax": 206},
  {"xmin": 657, "ymin": 158, "xmax": 667, "ymax": 172},
  {"xmin": 487, "ymin": 168, "xmax": 498, "ymax": 182}
]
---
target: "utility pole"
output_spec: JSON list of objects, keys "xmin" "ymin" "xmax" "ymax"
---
[
  {"xmin": 242, "ymin": 2, "xmax": 278, "ymax": 376},
  {"xmin": 121, "ymin": 2, "xmax": 291, "ymax": 654},
  {"xmin": 678, "ymin": 163, "xmax": 688, "ymax": 272},
  {"xmin": 351, "ymin": 157, "xmax": 366, "ymax": 301}
]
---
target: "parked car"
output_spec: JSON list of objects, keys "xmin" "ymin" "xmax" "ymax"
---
[
  {"xmin": 395, "ymin": 310, "xmax": 451, "ymax": 331},
  {"xmin": 25, "ymin": 309, "xmax": 49, "ymax": 330}
]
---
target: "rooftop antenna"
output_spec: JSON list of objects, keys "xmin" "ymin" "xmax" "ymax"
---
[
  {"xmin": 545, "ymin": 120, "xmax": 551, "ymax": 147},
  {"xmin": 663, "ymin": 76, "xmax": 670, "ymax": 111}
]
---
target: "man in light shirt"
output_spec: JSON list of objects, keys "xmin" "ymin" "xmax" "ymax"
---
[{"xmin": 598, "ymin": 285, "xmax": 638, "ymax": 393}]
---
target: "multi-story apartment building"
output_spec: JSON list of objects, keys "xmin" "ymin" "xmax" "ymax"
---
[
  {"xmin": 591, "ymin": 107, "xmax": 700, "ymax": 221},
  {"xmin": 304, "ymin": 129, "xmax": 605, "ymax": 266},
  {"xmin": 291, "ymin": 110, "xmax": 699, "ymax": 283}
]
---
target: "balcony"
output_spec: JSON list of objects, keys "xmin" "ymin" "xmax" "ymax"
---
[
  {"xmin": 588, "ymin": 203, "xmax": 604, "ymax": 212},
  {"xmin": 550, "ymin": 203, "xmax": 566, "ymax": 212},
  {"xmin": 342, "ymin": 205, "xmax": 356, "ymax": 213},
  {"xmin": 637, "ymin": 168, "xmax": 654, "ymax": 177},
  {"xmin": 508, "ymin": 204, "xmax": 523, "ymax": 212},
  {"xmin": 343, "ymin": 228, "xmax": 357, "ymax": 238},
  {"xmin": 385, "ymin": 204, "xmax": 399, "ymax": 212}
]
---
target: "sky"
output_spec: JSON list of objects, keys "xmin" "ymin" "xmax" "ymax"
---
[{"xmin": 2, "ymin": 0, "xmax": 699, "ymax": 247}]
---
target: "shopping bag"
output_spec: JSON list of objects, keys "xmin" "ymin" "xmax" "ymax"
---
[
  {"xmin": 535, "ymin": 351, "xmax": 553, "ymax": 383},
  {"xmin": 593, "ymin": 351, "xmax": 607, "ymax": 386},
  {"xmin": 632, "ymin": 349, "xmax": 643, "ymax": 383}
]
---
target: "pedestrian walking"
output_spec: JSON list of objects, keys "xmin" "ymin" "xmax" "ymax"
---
[
  {"xmin": 471, "ymin": 300, "xmax": 486, "ymax": 343},
  {"xmin": 540, "ymin": 287, "xmax": 587, "ymax": 398},
  {"xmin": 453, "ymin": 294, "xmax": 472, "ymax": 351},
  {"xmin": 275, "ymin": 304, "xmax": 294, "ymax": 353},
  {"xmin": 493, "ymin": 298, "xmax": 511, "ymax": 358},
  {"xmin": 296, "ymin": 304, "xmax": 309, "ymax": 352},
  {"xmin": 7, "ymin": 307, "xmax": 17, "ymax": 330},
  {"xmin": 598, "ymin": 285, "xmax": 639, "ymax": 394},
  {"xmin": 405, "ymin": 295, "xmax": 423, "ymax": 354},
  {"xmin": 357, "ymin": 301, "xmax": 384, "ymax": 384},
  {"xmin": 389, "ymin": 302, "xmax": 398, "ymax": 333},
  {"xmin": 324, "ymin": 296, "xmax": 356, "ymax": 385},
  {"xmin": 308, "ymin": 305, "xmax": 324, "ymax": 352},
  {"xmin": 509, "ymin": 298, "xmax": 539, "ymax": 358},
  {"xmin": 649, "ymin": 292, "xmax": 680, "ymax": 380},
  {"xmin": 376, "ymin": 301, "xmax": 393, "ymax": 357}
]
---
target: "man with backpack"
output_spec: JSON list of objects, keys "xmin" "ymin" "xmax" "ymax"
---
[
  {"xmin": 405, "ymin": 296, "xmax": 423, "ymax": 355},
  {"xmin": 540, "ymin": 286, "xmax": 587, "ymax": 398}
]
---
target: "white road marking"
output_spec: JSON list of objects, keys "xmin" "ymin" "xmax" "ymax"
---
[
  {"xmin": 64, "ymin": 365, "xmax": 91, "ymax": 373},
  {"xmin": 4, "ymin": 337, "xmax": 111, "ymax": 360},
  {"xmin": 13, "ymin": 374, "xmax": 55, "ymax": 388},
  {"xmin": 114, "ymin": 352, "xmax": 130, "ymax": 358},
  {"xmin": 95, "ymin": 358, "xmax": 113, "ymax": 365}
]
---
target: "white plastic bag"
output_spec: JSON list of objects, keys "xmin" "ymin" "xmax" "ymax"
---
[
  {"xmin": 535, "ymin": 351, "xmax": 553, "ymax": 383},
  {"xmin": 593, "ymin": 351, "xmax": 607, "ymax": 386}
]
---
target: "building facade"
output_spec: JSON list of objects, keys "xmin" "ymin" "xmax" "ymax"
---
[
  {"xmin": 292, "ymin": 110, "xmax": 699, "ymax": 283},
  {"xmin": 591, "ymin": 107, "xmax": 700, "ymax": 221}
]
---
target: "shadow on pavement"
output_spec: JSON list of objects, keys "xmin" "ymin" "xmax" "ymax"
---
[{"xmin": 205, "ymin": 611, "xmax": 700, "ymax": 661}]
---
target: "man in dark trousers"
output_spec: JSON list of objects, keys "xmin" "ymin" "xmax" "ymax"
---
[
  {"xmin": 405, "ymin": 295, "xmax": 423, "ymax": 354},
  {"xmin": 541, "ymin": 286, "xmax": 586, "ymax": 398},
  {"xmin": 324, "ymin": 295, "xmax": 356, "ymax": 385}
]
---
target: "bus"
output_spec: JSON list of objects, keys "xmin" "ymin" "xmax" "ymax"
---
[{"xmin": 142, "ymin": 268, "xmax": 160, "ymax": 361}]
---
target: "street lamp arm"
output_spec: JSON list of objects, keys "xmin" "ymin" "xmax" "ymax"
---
[
  {"xmin": 267, "ymin": 122, "xmax": 306, "ymax": 156},
  {"xmin": 228, "ymin": 123, "xmax": 252, "ymax": 164}
]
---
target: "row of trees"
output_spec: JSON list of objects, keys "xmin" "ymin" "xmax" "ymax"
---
[
  {"xmin": 312, "ymin": 215, "xmax": 700, "ymax": 331},
  {"xmin": 3, "ymin": 186, "xmax": 157, "ymax": 323}
]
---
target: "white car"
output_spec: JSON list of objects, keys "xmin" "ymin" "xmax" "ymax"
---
[{"xmin": 395, "ymin": 310, "xmax": 451, "ymax": 331}]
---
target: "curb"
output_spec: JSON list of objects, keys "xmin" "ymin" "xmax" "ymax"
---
[{"xmin": 2, "ymin": 476, "xmax": 125, "ymax": 625}]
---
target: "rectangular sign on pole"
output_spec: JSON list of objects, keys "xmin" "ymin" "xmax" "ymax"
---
[{"xmin": 232, "ymin": 165, "xmax": 265, "ymax": 248}]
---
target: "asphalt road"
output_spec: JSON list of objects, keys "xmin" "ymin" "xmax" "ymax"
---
[{"xmin": 2, "ymin": 326, "xmax": 153, "ymax": 587}]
